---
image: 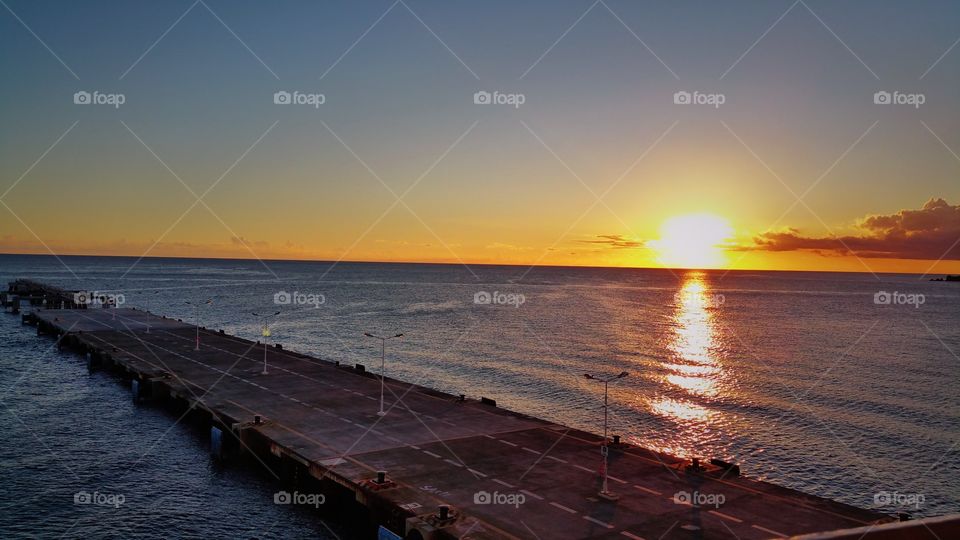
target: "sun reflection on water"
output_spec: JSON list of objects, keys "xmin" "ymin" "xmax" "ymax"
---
[
  {"xmin": 650, "ymin": 397, "xmax": 712, "ymax": 421},
  {"xmin": 647, "ymin": 272, "xmax": 729, "ymax": 456}
]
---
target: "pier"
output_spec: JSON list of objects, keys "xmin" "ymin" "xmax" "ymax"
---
[{"xmin": 9, "ymin": 280, "xmax": 950, "ymax": 539}]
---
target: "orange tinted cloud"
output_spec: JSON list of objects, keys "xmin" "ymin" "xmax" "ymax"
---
[
  {"xmin": 749, "ymin": 198, "xmax": 960, "ymax": 260},
  {"xmin": 580, "ymin": 234, "xmax": 645, "ymax": 249}
]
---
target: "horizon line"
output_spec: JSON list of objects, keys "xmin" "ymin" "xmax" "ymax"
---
[{"xmin": 0, "ymin": 251, "xmax": 953, "ymax": 277}]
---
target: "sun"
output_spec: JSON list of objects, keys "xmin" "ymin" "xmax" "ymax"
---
[{"xmin": 651, "ymin": 213, "xmax": 733, "ymax": 269}]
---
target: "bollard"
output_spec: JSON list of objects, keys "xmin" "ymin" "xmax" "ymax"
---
[
  {"xmin": 438, "ymin": 505, "xmax": 449, "ymax": 521},
  {"xmin": 376, "ymin": 471, "xmax": 386, "ymax": 484},
  {"xmin": 613, "ymin": 435, "xmax": 620, "ymax": 445},
  {"xmin": 254, "ymin": 415, "xmax": 262, "ymax": 425}
]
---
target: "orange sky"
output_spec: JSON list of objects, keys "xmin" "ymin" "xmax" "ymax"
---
[{"xmin": 4, "ymin": 200, "xmax": 960, "ymax": 275}]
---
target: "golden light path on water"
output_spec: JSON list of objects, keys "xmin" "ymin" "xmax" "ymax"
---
[{"xmin": 646, "ymin": 272, "xmax": 731, "ymax": 458}]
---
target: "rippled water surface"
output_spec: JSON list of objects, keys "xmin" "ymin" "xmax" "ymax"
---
[{"xmin": 0, "ymin": 254, "xmax": 958, "ymax": 536}]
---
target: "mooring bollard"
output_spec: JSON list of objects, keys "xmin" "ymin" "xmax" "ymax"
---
[
  {"xmin": 438, "ymin": 505, "xmax": 449, "ymax": 520},
  {"xmin": 376, "ymin": 471, "xmax": 386, "ymax": 484}
]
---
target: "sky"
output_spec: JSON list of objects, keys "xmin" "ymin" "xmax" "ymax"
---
[{"xmin": 1, "ymin": 0, "xmax": 959, "ymax": 273}]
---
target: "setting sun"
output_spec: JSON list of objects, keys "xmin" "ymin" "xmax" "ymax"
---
[{"xmin": 651, "ymin": 214, "xmax": 733, "ymax": 269}]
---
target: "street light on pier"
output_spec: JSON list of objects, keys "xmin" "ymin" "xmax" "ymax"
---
[
  {"xmin": 363, "ymin": 332, "xmax": 403, "ymax": 416},
  {"xmin": 185, "ymin": 299, "xmax": 212, "ymax": 350},
  {"xmin": 583, "ymin": 370, "xmax": 629, "ymax": 500},
  {"xmin": 253, "ymin": 311, "xmax": 281, "ymax": 374}
]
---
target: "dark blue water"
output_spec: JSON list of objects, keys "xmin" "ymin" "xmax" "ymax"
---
[
  {"xmin": 0, "ymin": 254, "xmax": 958, "ymax": 538},
  {"xmin": 0, "ymin": 303, "xmax": 345, "ymax": 538}
]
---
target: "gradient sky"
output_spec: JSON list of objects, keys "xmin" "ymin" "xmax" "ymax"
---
[{"xmin": 2, "ymin": 0, "xmax": 960, "ymax": 273}]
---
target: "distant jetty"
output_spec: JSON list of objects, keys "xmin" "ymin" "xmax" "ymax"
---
[{"xmin": 930, "ymin": 275, "xmax": 960, "ymax": 282}]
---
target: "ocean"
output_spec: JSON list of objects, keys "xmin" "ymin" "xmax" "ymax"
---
[{"xmin": 0, "ymin": 254, "xmax": 957, "ymax": 537}]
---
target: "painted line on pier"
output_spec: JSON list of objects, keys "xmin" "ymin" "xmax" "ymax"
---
[
  {"xmin": 753, "ymin": 524, "xmax": 787, "ymax": 537},
  {"xmin": 549, "ymin": 501, "xmax": 577, "ymax": 514},
  {"xmin": 583, "ymin": 516, "xmax": 614, "ymax": 529},
  {"xmin": 709, "ymin": 510, "xmax": 743, "ymax": 523}
]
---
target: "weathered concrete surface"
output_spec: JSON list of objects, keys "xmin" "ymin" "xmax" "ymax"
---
[
  {"xmin": 35, "ymin": 307, "xmax": 191, "ymax": 332},
  {"xmin": 28, "ymin": 307, "xmax": 898, "ymax": 539},
  {"xmin": 790, "ymin": 513, "xmax": 960, "ymax": 539}
]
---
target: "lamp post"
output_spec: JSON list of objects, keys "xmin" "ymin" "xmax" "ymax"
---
[
  {"xmin": 185, "ymin": 299, "xmax": 212, "ymax": 350},
  {"xmin": 584, "ymin": 370, "xmax": 629, "ymax": 500},
  {"xmin": 253, "ymin": 311, "xmax": 280, "ymax": 374},
  {"xmin": 364, "ymin": 332, "xmax": 403, "ymax": 416}
]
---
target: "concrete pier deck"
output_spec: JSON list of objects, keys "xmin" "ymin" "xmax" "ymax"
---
[{"xmin": 16, "ymin": 303, "xmax": 897, "ymax": 540}]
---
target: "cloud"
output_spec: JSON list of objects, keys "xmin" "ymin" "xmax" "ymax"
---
[
  {"xmin": 749, "ymin": 198, "xmax": 960, "ymax": 260},
  {"xmin": 580, "ymin": 234, "xmax": 645, "ymax": 249},
  {"xmin": 231, "ymin": 236, "xmax": 269, "ymax": 248},
  {"xmin": 485, "ymin": 242, "xmax": 536, "ymax": 252}
]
